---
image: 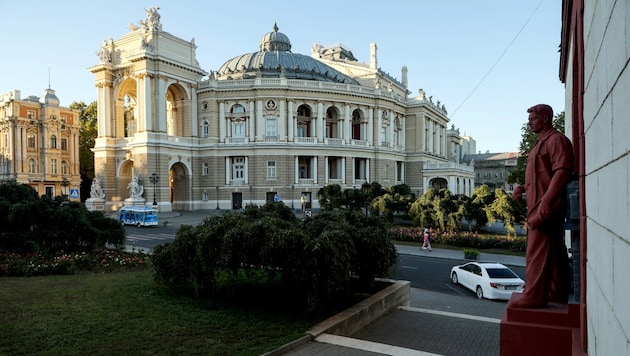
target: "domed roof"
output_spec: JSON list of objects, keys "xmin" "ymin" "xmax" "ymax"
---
[
  {"xmin": 39, "ymin": 88, "xmax": 59, "ymax": 107},
  {"xmin": 216, "ymin": 24, "xmax": 358, "ymax": 84}
]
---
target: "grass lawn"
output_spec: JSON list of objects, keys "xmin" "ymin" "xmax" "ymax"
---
[{"xmin": 0, "ymin": 269, "xmax": 323, "ymax": 355}]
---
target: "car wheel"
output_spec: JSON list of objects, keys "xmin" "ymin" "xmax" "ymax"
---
[
  {"xmin": 137, "ymin": 222, "xmax": 141, "ymax": 228},
  {"xmin": 451, "ymin": 272, "xmax": 458, "ymax": 284},
  {"xmin": 476, "ymin": 286, "xmax": 484, "ymax": 299}
]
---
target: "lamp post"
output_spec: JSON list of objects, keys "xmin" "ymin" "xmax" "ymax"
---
[
  {"xmin": 149, "ymin": 173, "xmax": 159, "ymax": 206},
  {"xmin": 61, "ymin": 178, "xmax": 69, "ymax": 197},
  {"xmin": 291, "ymin": 185, "xmax": 295, "ymax": 208},
  {"xmin": 215, "ymin": 186, "xmax": 219, "ymax": 209},
  {"xmin": 362, "ymin": 181, "xmax": 371, "ymax": 216}
]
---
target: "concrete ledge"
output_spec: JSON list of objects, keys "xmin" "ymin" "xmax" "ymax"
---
[
  {"xmin": 307, "ymin": 278, "xmax": 410, "ymax": 338},
  {"xmin": 262, "ymin": 278, "xmax": 410, "ymax": 356}
]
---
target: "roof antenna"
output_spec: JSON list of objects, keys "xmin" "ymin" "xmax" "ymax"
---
[{"xmin": 48, "ymin": 65, "xmax": 51, "ymax": 89}]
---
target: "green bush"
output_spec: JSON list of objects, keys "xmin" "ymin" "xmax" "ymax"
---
[
  {"xmin": 151, "ymin": 203, "xmax": 398, "ymax": 313},
  {"xmin": 0, "ymin": 180, "xmax": 126, "ymax": 259}
]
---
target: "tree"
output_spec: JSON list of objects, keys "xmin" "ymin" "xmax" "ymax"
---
[
  {"xmin": 485, "ymin": 188, "xmax": 521, "ymax": 237},
  {"xmin": 464, "ymin": 184, "xmax": 495, "ymax": 231},
  {"xmin": 70, "ymin": 101, "xmax": 98, "ymax": 201},
  {"xmin": 508, "ymin": 111, "xmax": 565, "ymax": 185}
]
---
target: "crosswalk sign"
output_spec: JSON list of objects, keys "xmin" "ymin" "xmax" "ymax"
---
[{"xmin": 69, "ymin": 188, "xmax": 80, "ymax": 199}]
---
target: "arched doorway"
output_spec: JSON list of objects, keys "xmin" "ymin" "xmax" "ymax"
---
[
  {"xmin": 429, "ymin": 177, "xmax": 448, "ymax": 190},
  {"xmin": 169, "ymin": 162, "xmax": 190, "ymax": 210}
]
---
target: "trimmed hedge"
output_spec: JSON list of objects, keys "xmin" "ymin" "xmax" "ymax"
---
[
  {"xmin": 152, "ymin": 203, "xmax": 398, "ymax": 313},
  {"xmin": 388, "ymin": 226, "xmax": 526, "ymax": 253}
]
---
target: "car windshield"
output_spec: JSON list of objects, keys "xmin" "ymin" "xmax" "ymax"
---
[{"xmin": 485, "ymin": 268, "xmax": 518, "ymax": 279}]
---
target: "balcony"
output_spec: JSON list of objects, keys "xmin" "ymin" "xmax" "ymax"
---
[
  {"xmin": 324, "ymin": 138, "xmax": 344, "ymax": 146},
  {"xmin": 295, "ymin": 137, "xmax": 316, "ymax": 144},
  {"xmin": 226, "ymin": 137, "xmax": 248, "ymax": 144}
]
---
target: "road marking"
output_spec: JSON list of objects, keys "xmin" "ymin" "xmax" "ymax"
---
[
  {"xmin": 399, "ymin": 305, "xmax": 501, "ymax": 324},
  {"xmin": 400, "ymin": 266, "xmax": 417, "ymax": 270},
  {"xmin": 316, "ymin": 333, "xmax": 442, "ymax": 356}
]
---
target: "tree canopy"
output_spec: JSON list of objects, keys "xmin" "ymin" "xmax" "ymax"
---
[{"xmin": 70, "ymin": 101, "xmax": 98, "ymax": 201}]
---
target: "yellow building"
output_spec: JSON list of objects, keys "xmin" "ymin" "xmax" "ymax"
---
[
  {"xmin": 90, "ymin": 8, "xmax": 474, "ymax": 212},
  {"xmin": 0, "ymin": 89, "xmax": 80, "ymax": 199}
]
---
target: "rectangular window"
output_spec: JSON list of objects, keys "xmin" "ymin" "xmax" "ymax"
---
[
  {"xmin": 202, "ymin": 162, "xmax": 209, "ymax": 176},
  {"xmin": 232, "ymin": 122, "xmax": 245, "ymax": 137},
  {"xmin": 50, "ymin": 135, "xmax": 57, "ymax": 149},
  {"xmin": 297, "ymin": 125, "xmax": 306, "ymax": 137},
  {"xmin": 267, "ymin": 161, "xmax": 276, "ymax": 178},
  {"xmin": 29, "ymin": 159, "xmax": 37, "ymax": 173},
  {"xmin": 27, "ymin": 110, "xmax": 35, "ymax": 119},
  {"xmin": 380, "ymin": 127, "xmax": 387, "ymax": 142},
  {"xmin": 3, "ymin": 134, "xmax": 7, "ymax": 148},
  {"xmin": 61, "ymin": 138, "xmax": 67, "ymax": 151},
  {"xmin": 61, "ymin": 161, "xmax": 69, "ymax": 175},
  {"xmin": 266, "ymin": 118, "xmax": 276, "ymax": 137},
  {"xmin": 232, "ymin": 157, "xmax": 244, "ymax": 179},
  {"xmin": 51, "ymin": 159, "xmax": 58, "ymax": 174},
  {"xmin": 28, "ymin": 135, "xmax": 36, "ymax": 148}
]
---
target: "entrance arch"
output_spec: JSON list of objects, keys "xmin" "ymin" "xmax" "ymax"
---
[
  {"xmin": 169, "ymin": 162, "xmax": 190, "ymax": 210},
  {"xmin": 429, "ymin": 177, "xmax": 448, "ymax": 190}
]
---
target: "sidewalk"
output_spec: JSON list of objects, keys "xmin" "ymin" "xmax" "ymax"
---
[{"xmin": 395, "ymin": 244, "xmax": 525, "ymax": 267}]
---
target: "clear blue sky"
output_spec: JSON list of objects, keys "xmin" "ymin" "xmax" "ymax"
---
[{"xmin": 1, "ymin": 0, "xmax": 562, "ymax": 153}]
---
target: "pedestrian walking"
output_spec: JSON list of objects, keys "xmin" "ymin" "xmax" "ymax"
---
[{"xmin": 421, "ymin": 227, "xmax": 432, "ymax": 252}]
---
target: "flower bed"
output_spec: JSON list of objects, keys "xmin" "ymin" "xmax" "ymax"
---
[
  {"xmin": 0, "ymin": 249, "xmax": 151, "ymax": 277},
  {"xmin": 387, "ymin": 227, "xmax": 526, "ymax": 253}
]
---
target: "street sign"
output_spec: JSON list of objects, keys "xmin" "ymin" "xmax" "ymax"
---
[
  {"xmin": 69, "ymin": 188, "xmax": 80, "ymax": 199},
  {"xmin": 274, "ymin": 193, "xmax": 280, "ymax": 202}
]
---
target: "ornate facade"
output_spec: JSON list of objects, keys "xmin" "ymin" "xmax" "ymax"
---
[
  {"xmin": 90, "ymin": 8, "xmax": 474, "ymax": 212},
  {"xmin": 0, "ymin": 89, "xmax": 80, "ymax": 198}
]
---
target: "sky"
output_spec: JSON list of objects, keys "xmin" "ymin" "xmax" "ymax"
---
[{"xmin": 0, "ymin": 0, "xmax": 564, "ymax": 153}]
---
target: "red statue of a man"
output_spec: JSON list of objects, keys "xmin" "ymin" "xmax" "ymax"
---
[{"xmin": 508, "ymin": 104, "xmax": 574, "ymax": 308}]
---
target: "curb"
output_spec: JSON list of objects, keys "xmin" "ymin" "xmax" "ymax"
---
[{"xmin": 262, "ymin": 278, "xmax": 410, "ymax": 356}]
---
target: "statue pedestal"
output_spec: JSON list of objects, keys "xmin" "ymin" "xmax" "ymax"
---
[
  {"xmin": 85, "ymin": 198, "xmax": 105, "ymax": 211},
  {"xmin": 500, "ymin": 293, "xmax": 583, "ymax": 356},
  {"xmin": 124, "ymin": 198, "xmax": 146, "ymax": 207}
]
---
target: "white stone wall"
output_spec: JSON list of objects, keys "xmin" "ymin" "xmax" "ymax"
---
[{"xmin": 582, "ymin": 1, "xmax": 630, "ymax": 355}]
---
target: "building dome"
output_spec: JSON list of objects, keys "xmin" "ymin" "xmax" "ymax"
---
[
  {"xmin": 39, "ymin": 88, "xmax": 60, "ymax": 107},
  {"xmin": 216, "ymin": 24, "xmax": 358, "ymax": 84}
]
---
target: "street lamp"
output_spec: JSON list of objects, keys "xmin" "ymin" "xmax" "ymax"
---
[
  {"xmin": 61, "ymin": 178, "xmax": 69, "ymax": 197},
  {"xmin": 362, "ymin": 181, "xmax": 371, "ymax": 216},
  {"xmin": 291, "ymin": 185, "xmax": 294, "ymax": 208},
  {"xmin": 149, "ymin": 173, "xmax": 159, "ymax": 206}
]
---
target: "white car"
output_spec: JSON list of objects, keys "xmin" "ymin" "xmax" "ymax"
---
[{"xmin": 450, "ymin": 262, "xmax": 525, "ymax": 300}]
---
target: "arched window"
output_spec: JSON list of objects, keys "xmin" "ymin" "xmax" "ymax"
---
[
  {"xmin": 231, "ymin": 104, "xmax": 246, "ymax": 113},
  {"xmin": 201, "ymin": 120, "xmax": 209, "ymax": 138}
]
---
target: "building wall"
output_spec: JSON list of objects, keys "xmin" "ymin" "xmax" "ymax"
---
[
  {"xmin": 89, "ymin": 10, "xmax": 475, "ymax": 213},
  {"xmin": 0, "ymin": 90, "xmax": 81, "ymax": 199},
  {"xmin": 572, "ymin": 1, "xmax": 630, "ymax": 354}
]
